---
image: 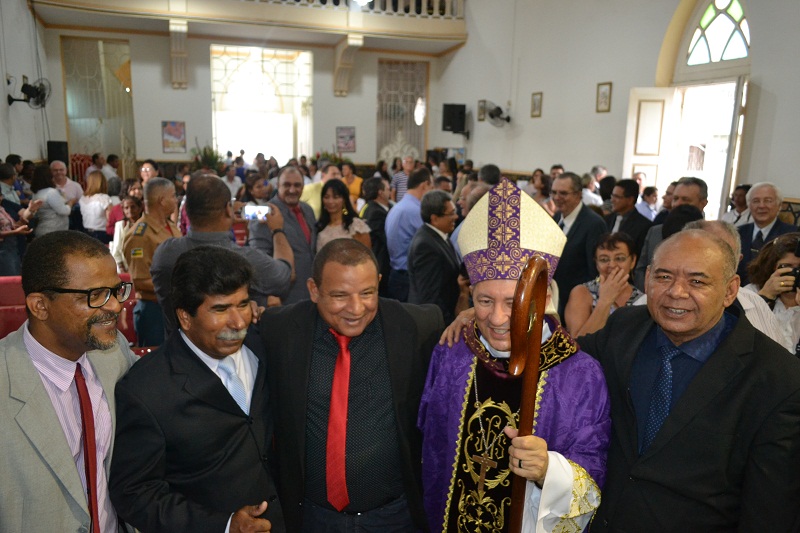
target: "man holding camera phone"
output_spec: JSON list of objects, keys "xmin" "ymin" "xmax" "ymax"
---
[{"xmin": 152, "ymin": 175, "xmax": 294, "ymax": 335}]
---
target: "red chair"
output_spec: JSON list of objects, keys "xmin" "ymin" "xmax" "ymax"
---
[
  {"xmin": 0, "ymin": 276, "xmax": 27, "ymax": 340},
  {"xmin": 232, "ymin": 220, "xmax": 248, "ymax": 246}
]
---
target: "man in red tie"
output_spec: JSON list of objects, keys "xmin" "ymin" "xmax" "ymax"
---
[
  {"xmin": 262, "ymin": 239, "xmax": 444, "ymax": 532},
  {"xmin": 0, "ymin": 230, "xmax": 138, "ymax": 532},
  {"xmin": 249, "ymin": 166, "xmax": 317, "ymax": 304}
]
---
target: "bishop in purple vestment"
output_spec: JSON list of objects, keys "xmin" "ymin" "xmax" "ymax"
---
[{"xmin": 418, "ymin": 179, "xmax": 611, "ymax": 532}]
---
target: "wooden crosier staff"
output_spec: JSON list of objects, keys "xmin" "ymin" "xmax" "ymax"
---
[{"xmin": 507, "ymin": 255, "xmax": 550, "ymax": 533}]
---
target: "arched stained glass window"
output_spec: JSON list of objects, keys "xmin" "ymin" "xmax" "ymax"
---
[{"xmin": 686, "ymin": 0, "xmax": 749, "ymax": 66}]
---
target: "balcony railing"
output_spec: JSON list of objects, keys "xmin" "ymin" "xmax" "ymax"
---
[{"xmin": 239, "ymin": 0, "xmax": 465, "ymax": 20}]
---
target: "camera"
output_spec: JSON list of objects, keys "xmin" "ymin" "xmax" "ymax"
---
[
  {"xmin": 793, "ymin": 239, "xmax": 800, "ymax": 290},
  {"xmin": 242, "ymin": 205, "xmax": 272, "ymax": 221}
]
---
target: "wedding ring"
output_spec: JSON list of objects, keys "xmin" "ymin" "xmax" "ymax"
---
[
  {"xmin": 518, "ymin": 459, "xmax": 523, "ymax": 468},
  {"xmin": 781, "ymin": 281, "xmax": 785, "ymax": 287}
]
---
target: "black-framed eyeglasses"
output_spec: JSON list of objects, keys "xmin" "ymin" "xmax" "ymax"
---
[{"xmin": 41, "ymin": 282, "xmax": 133, "ymax": 308}]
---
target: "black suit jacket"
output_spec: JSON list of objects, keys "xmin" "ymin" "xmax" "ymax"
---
[
  {"xmin": 249, "ymin": 196, "xmax": 317, "ymax": 304},
  {"xmin": 553, "ymin": 205, "xmax": 606, "ymax": 317},
  {"xmin": 407, "ymin": 224, "xmax": 461, "ymax": 324},
  {"xmin": 604, "ymin": 208, "xmax": 652, "ymax": 260},
  {"xmin": 736, "ymin": 219, "xmax": 796, "ymax": 285},
  {"xmin": 110, "ymin": 330, "xmax": 285, "ymax": 533},
  {"xmin": 261, "ymin": 299, "xmax": 444, "ymax": 532},
  {"xmin": 363, "ymin": 201, "xmax": 391, "ymax": 294},
  {"xmin": 579, "ymin": 306, "xmax": 800, "ymax": 531}
]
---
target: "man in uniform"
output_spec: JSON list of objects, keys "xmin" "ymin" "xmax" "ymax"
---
[
  {"xmin": 419, "ymin": 178, "xmax": 611, "ymax": 532},
  {"xmin": 122, "ymin": 177, "xmax": 178, "ymax": 346}
]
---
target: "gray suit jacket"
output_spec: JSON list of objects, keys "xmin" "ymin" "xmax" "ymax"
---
[
  {"xmin": 0, "ymin": 324, "xmax": 137, "ymax": 533},
  {"xmin": 249, "ymin": 196, "xmax": 317, "ymax": 304}
]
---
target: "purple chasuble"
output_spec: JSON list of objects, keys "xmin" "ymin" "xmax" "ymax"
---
[{"xmin": 418, "ymin": 318, "xmax": 611, "ymax": 532}]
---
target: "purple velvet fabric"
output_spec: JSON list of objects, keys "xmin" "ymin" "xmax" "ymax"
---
[{"xmin": 417, "ymin": 337, "xmax": 611, "ymax": 532}]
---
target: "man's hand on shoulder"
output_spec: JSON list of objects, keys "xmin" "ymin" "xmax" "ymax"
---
[{"xmin": 230, "ymin": 501, "xmax": 272, "ymax": 532}]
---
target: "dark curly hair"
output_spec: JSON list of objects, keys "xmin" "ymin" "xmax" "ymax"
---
[{"xmin": 747, "ymin": 232, "xmax": 800, "ymax": 288}]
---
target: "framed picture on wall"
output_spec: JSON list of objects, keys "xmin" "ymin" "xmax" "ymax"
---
[
  {"xmin": 336, "ymin": 126, "xmax": 356, "ymax": 153},
  {"xmin": 596, "ymin": 82, "xmax": 612, "ymax": 113},
  {"xmin": 162, "ymin": 121, "xmax": 186, "ymax": 153},
  {"xmin": 478, "ymin": 100, "xmax": 487, "ymax": 121},
  {"xmin": 531, "ymin": 92, "xmax": 543, "ymax": 118}
]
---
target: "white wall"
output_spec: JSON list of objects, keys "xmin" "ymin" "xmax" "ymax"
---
[
  {"xmin": 429, "ymin": 0, "xmax": 678, "ymax": 176},
  {"xmin": 0, "ymin": 0, "xmax": 51, "ymax": 160},
  {"xmin": 738, "ymin": 1, "xmax": 800, "ymax": 186},
  {"xmin": 3, "ymin": 0, "xmax": 799, "ymax": 197}
]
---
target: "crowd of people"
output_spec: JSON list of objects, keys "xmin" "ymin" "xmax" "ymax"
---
[{"xmin": 1, "ymin": 148, "xmax": 800, "ymax": 532}]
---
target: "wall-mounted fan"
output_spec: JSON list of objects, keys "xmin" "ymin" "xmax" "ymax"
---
[
  {"xmin": 7, "ymin": 78, "xmax": 52, "ymax": 108},
  {"xmin": 486, "ymin": 100, "xmax": 511, "ymax": 126}
]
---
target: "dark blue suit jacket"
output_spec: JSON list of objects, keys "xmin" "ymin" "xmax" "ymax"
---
[{"xmin": 737, "ymin": 219, "xmax": 796, "ymax": 284}]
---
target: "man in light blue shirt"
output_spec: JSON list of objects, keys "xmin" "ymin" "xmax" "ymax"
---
[{"xmin": 385, "ymin": 166, "xmax": 432, "ymax": 301}]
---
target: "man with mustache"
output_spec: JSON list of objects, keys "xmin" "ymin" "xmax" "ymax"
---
[
  {"xmin": 0, "ymin": 230, "xmax": 138, "ymax": 532},
  {"xmin": 110, "ymin": 246, "xmax": 285, "ymax": 532}
]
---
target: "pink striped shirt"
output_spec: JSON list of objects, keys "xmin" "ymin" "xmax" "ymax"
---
[{"xmin": 24, "ymin": 325, "xmax": 118, "ymax": 533}]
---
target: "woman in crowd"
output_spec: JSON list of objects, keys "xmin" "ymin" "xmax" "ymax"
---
[
  {"xmin": 744, "ymin": 232, "xmax": 800, "ymax": 355},
  {"xmin": 565, "ymin": 232, "xmax": 643, "ymax": 337},
  {"xmin": 106, "ymin": 178, "xmax": 143, "ymax": 236},
  {"xmin": 241, "ymin": 172, "xmax": 272, "ymax": 206},
  {"xmin": 79, "ymin": 170, "xmax": 112, "ymax": 243},
  {"xmin": 31, "ymin": 164, "xmax": 74, "ymax": 237},
  {"xmin": 529, "ymin": 168, "xmax": 555, "ymax": 215},
  {"xmin": 340, "ymin": 161, "xmax": 363, "ymax": 205},
  {"xmin": 315, "ymin": 178, "xmax": 371, "ymax": 253},
  {"xmin": 373, "ymin": 159, "xmax": 391, "ymax": 181},
  {"xmin": 139, "ymin": 159, "xmax": 159, "ymax": 184},
  {"xmin": 390, "ymin": 157, "xmax": 402, "ymax": 175},
  {"xmin": 110, "ymin": 195, "xmax": 144, "ymax": 273},
  {"xmin": 0, "ymin": 190, "xmax": 34, "ymax": 275}
]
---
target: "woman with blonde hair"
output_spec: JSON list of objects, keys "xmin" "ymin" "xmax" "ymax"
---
[{"xmin": 79, "ymin": 170, "xmax": 112, "ymax": 243}]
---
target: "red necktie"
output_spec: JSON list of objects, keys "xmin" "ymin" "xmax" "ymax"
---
[
  {"xmin": 326, "ymin": 328, "xmax": 351, "ymax": 511},
  {"xmin": 291, "ymin": 206, "xmax": 311, "ymax": 244},
  {"xmin": 74, "ymin": 363, "xmax": 101, "ymax": 533}
]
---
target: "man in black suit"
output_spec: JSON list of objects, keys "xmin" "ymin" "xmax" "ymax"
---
[
  {"xmin": 408, "ymin": 190, "xmax": 461, "ymax": 324},
  {"xmin": 110, "ymin": 246, "xmax": 284, "ymax": 533},
  {"xmin": 552, "ymin": 172, "xmax": 607, "ymax": 318},
  {"xmin": 580, "ymin": 230, "xmax": 800, "ymax": 531},
  {"xmin": 736, "ymin": 182, "xmax": 796, "ymax": 285},
  {"xmin": 249, "ymin": 166, "xmax": 316, "ymax": 304},
  {"xmin": 634, "ymin": 177, "xmax": 709, "ymax": 290},
  {"xmin": 261, "ymin": 239, "xmax": 443, "ymax": 532},
  {"xmin": 361, "ymin": 177, "xmax": 391, "ymax": 296},
  {"xmin": 604, "ymin": 178, "xmax": 652, "ymax": 259}
]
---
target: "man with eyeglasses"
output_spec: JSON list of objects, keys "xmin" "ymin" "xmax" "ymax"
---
[
  {"xmin": 604, "ymin": 178, "xmax": 652, "ymax": 259},
  {"xmin": 407, "ymin": 190, "xmax": 462, "ymax": 324},
  {"xmin": 0, "ymin": 230, "xmax": 138, "ymax": 533},
  {"xmin": 551, "ymin": 171, "xmax": 606, "ymax": 319},
  {"xmin": 736, "ymin": 182, "xmax": 795, "ymax": 285}
]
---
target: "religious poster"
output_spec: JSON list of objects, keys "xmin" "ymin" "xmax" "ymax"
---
[
  {"xmin": 162, "ymin": 121, "xmax": 186, "ymax": 153},
  {"xmin": 336, "ymin": 126, "xmax": 356, "ymax": 153}
]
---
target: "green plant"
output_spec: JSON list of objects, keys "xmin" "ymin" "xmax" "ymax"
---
[{"xmin": 190, "ymin": 140, "xmax": 224, "ymax": 174}]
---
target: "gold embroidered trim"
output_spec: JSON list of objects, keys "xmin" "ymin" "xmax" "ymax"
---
[
  {"xmin": 442, "ymin": 356, "xmax": 478, "ymax": 532},
  {"xmin": 463, "ymin": 319, "xmax": 579, "ymax": 374},
  {"xmin": 550, "ymin": 459, "xmax": 602, "ymax": 533},
  {"xmin": 531, "ymin": 369, "xmax": 548, "ymax": 435}
]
